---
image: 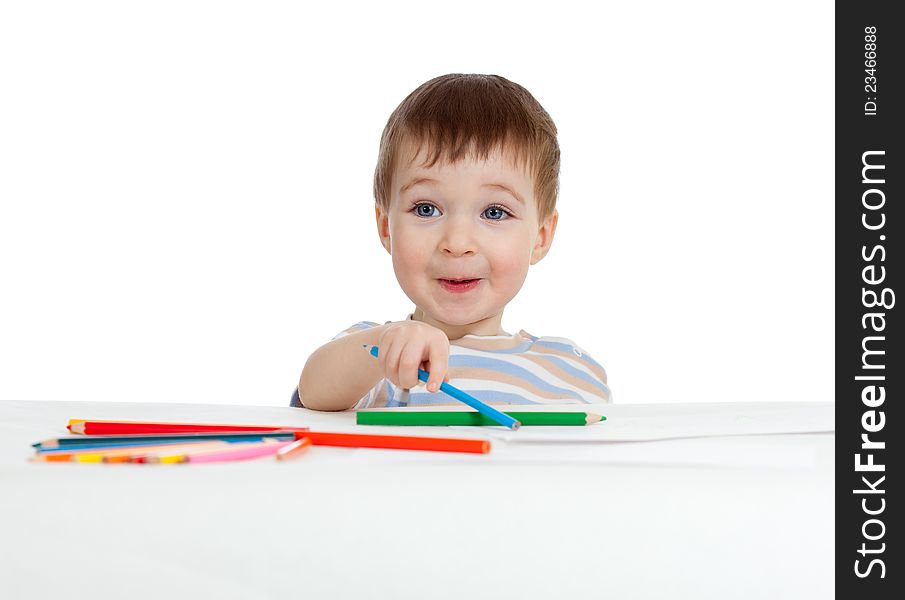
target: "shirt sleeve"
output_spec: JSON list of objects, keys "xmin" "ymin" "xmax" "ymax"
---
[
  {"xmin": 569, "ymin": 341, "xmax": 608, "ymax": 383},
  {"xmin": 532, "ymin": 335, "xmax": 613, "ymax": 403},
  {"xmin": 567, "ymin": 341, "xmax": 612, "ymax": 402},
  {"xmin": 330, "ymin": 321, "xmax": 382, "ymax": 341}
]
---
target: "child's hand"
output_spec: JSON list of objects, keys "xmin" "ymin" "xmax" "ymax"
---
[{"xmin": 376, "ymin": 321, "xmax": 450, "ymax": 392}]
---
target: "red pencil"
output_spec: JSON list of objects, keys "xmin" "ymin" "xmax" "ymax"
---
[
  {"xmin": 290, "ymin": 430, "xmax": 490, "ymax": 454},
  {"xmin": 67, "ymin": 419, "xmax": 308, "ymax": 436},
  {"xmin": 65, "ymin": 420, "xmax": 491, "ymax": 454}
]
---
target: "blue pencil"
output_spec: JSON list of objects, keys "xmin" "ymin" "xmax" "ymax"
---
[
  {"xmin": 32, "ymin": 432, "xmax": 298, "ymax": 452},
  {"xmin": 365, "ymin": 345, "xmax": 520, "ymax": 430}
]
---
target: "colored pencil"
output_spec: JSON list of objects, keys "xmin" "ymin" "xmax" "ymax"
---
[
  {"xmin": 289, "ymin": 430, "xmax": 490, "ymax": 454},
  {"xmin": 33, "ymin": 431, "xmax": 298, "ymax": 452},
  {"xmin": 365, "ymin": 345, "xmax": 520, "ymax": 430},
  {"xmin": 275, "ymin": 437, "xmax": 312, "ymax": 461},
  {"xmin": 142, "ymin": 439, "xmax": 295, "ymax": 464},
  {"xmin": 126, "ymin": 440, "xmax": 274, "ymax": 464},
  {"xmin": 31, "ymin": 441, "xmax": 230, "ymax": 463},
  {"xmin": 67, "ymin": 419, "xmax": 309, "ymax": 436},
  {"xmin": 357, "ymin": 411, "xmax": 605, "ymax": 426}
]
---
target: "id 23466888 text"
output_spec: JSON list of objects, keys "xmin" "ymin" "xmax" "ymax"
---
[{"xmin": 864, "ymin": 26, "xmax": 878, "ymax": 116}]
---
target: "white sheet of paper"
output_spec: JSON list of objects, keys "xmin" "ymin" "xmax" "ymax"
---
[{"xmin": 447, "ymin": 401, "xmax": 834, "ymax": 443}]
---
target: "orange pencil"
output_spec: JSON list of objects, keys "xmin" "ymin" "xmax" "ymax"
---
[
  {"xmin": 290, "ymin": 431, "xmax": 490, "ymax": 454},
  {"xmin": 67, "ymin": 419, "xmax": 308, "ymax": 436},
  {"xmin": 275, "ymin": 437, "xmax": 312, "ymax": 461}
]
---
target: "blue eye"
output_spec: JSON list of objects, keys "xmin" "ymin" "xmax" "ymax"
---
[
  {"xmin": 483, "ymin": 205, "xmax": 511, "ymax": 221},
  {"xmin": 413, "ymin": 203, "xmax": 440, "ymax": 218}
]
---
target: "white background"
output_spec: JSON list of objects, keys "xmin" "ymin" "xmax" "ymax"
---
[{"xmin": 0, "ymin": 1, "xmax": 834, "ymax": 406}]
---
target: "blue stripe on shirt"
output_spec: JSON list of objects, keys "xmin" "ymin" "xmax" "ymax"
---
[
  {"xmin": 449, "ymin": 355, "xmax": 584, "ymax": 401},
  {"xmin": 530, "ymin": 353, "xmax": 612, "ymax": 397}
]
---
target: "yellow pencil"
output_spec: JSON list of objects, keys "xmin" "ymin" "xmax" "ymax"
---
[
  {"xmin": 73, "ymin": 453, "xmax": 106, "ymax": 463},
  {"xmin": 156, "ymin": 454, "xmax": 190, "ymax": 464}
]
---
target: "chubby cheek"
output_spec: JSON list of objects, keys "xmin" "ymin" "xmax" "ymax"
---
[
  {"xmin": 389, "ymin": 224, "xmax": 431, "ymax": 292},
  {"xmin": 489, "ymin": 248, "xmax": 531, "ymax": 300}
]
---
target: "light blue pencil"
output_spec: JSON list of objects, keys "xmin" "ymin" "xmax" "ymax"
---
[{"xmin": 365, "ymin": 345, "xmax": 521, "ymax": 430}]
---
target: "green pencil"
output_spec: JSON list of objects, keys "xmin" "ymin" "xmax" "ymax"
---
[{"xmin": 356, "ymin": 411, "xmax": 605, "ymax": 427}]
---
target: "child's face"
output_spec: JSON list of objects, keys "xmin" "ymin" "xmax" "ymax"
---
[{"xmin": 376, "ymin": 142, "xmax": 557, "ymax": 335}]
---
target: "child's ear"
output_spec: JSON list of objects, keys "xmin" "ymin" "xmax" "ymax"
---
[
  {"xmin": 530, "ymin": 209, "xmax": 558, "ymax": 265},
  {"xmin": 375, "ymin": 203, "xmax": 391, "ymax": 254}
]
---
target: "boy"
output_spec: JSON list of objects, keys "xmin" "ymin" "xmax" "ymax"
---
[{"xmin": 294, "ymin": 73, "xmax": 611, "ymax": 410}]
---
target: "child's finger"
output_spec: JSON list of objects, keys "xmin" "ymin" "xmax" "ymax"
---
[
  {"xmin": 421, "ymin": 360, "xmax": 448, "ymax": 391},
  {"xmin": 398, "ymin": 345, "xmax": 423, "ymax": 389},
  {"xmin": 427, "ymin": 368, "xmax": 450, "ymax": 382},
  {"xmin": 382, "ymin": 340, "xmax": 403, "ymax": 388},
  {"xmin": 425, "ymin": 340, "xmax": 449, "ymax": 393}
]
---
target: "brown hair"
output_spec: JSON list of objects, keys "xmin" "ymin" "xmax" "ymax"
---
[{"xmin": 373, "ymin": 74, "xmax": 560, "ymax": 221}]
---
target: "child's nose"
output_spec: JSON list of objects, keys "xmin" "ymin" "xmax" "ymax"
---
[{"xmin": 440, "ymin": 217, "xmax": 476, "ymax": 256}]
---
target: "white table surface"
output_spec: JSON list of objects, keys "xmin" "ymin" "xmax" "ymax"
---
[{"xmin": 0, "ymin": 400, "xmax": 834, "ymax": 600}]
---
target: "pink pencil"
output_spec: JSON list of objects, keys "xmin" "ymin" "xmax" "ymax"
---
[{"xmin": 155, "ymin": 439, "xmax": 296, "ymax": 464}]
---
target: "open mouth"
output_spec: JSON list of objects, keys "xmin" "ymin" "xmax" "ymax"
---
[{"xmin": 438, "ymin": 278, "xmax": 482, "ymax": 293}]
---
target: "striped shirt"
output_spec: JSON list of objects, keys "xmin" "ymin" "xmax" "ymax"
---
[{"xmin": 291, "ymin": 316, "xmax": 611, "ymax": 409}]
